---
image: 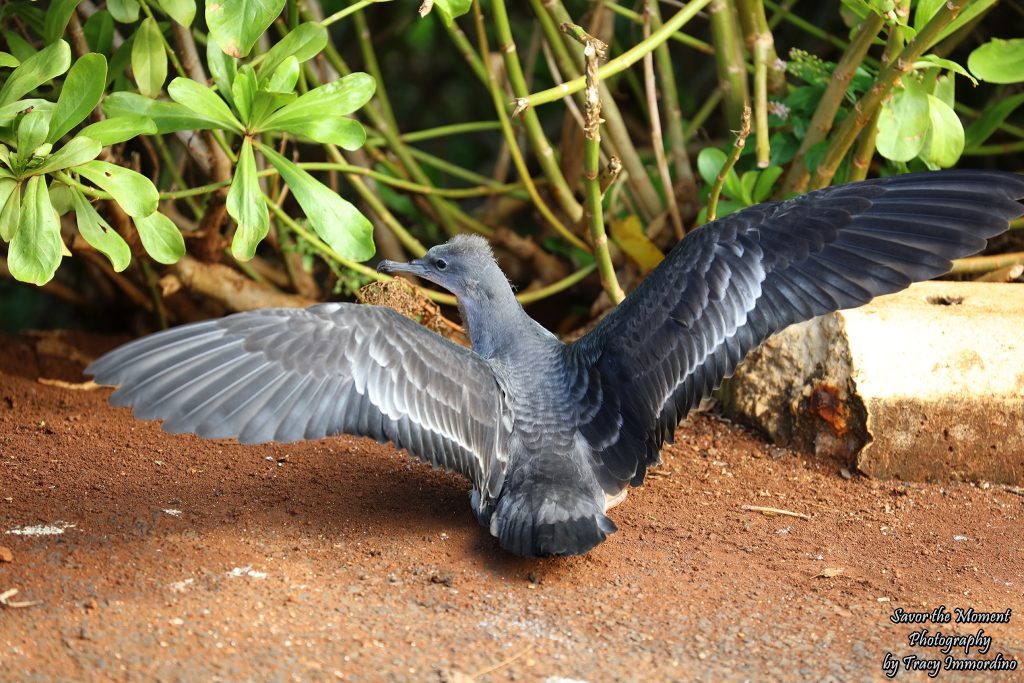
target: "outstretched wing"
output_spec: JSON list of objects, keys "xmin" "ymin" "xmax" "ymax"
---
[
  {"xmin": 87, "ymin": 303, "xmax": 508, "ymax": 497},
  {"xmin": 570, "ymin": 170, "xmax": 1024, "ymax": 492}
]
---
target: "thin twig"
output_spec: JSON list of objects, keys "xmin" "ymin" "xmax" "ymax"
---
[
  {"xmin": 642, "ymin": 3, "xmax": 683, "ymax": 239},
  {"xmin": 564, "ymin": 23, "xmax": 624, "ymax": 304},
  {"xmin": 706, "ymin": 106, "xmax": 751, "ymax": 223},
  {"xmin": 741, "ymin": 505, "xmax": 810, "ymax": 520},
  {"xmin": 493, "ymin": 0, "xmax": 583, "ymax": 222}
]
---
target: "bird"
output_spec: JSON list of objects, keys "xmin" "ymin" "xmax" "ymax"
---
[{"xmin": 87, "ymin": 170, "xmax": 1024, "ymax": 557}]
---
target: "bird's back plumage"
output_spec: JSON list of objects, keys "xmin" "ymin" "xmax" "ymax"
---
[{"xmin": 88, "ymin": 170, "xmax": 1024, "ymax": 558}]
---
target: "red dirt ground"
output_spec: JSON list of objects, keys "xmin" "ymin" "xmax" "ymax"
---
[{"xmin": 1, "ymin": 330, "xmax": 1021, "ymax": 682}]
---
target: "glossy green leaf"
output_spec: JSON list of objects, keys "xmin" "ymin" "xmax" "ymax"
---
[
  {"xmin": 876, "ymin": 80, "xmax": 929, "ymax": 162},
  {"xmin": 0, "ymin": 52, "xmax": 18, "ymax": 69},
  {"xmin": 134, "ymin": 211, "xmax": 185, "ymax": 264},
  {"xmin": 968, "ymin": 38, "xmax": 1024, "ymax": 85},
  {"xmin": 132, "ymin": 18, "xmax": 167, "ymax": 98},
  {"xmin": 753, "ymin": 166, "xmax": 783, "ymax": 203},
  {"xmin": 227, "ymin": 138, "xmax": 269, "ymax": 261},
  {"xmin": 43, "ymin": 0, "xmax": 81, "ymax": 44},
  {"xmin": 8, "ymin": 176, "xmax": 63, "ymax": 285},
  {"xmin": 697, "ymin": 147, "xmax": 725, "ymax": 185},
  {"xmin": 266, "ymin": 56, "xmax": 299, "ymax": 93},
  {"xmin": 231, "ymin": 66, "xmax": 258, "ymax": 125},
  {"xmin": 167, "ymin": 78, "xmax": 243, "ymax": 132},
  {"xmin": 431, "ymin": 0, "xmax": 472, "ymax": 26},
  {"xmin": 83, "ymin": 11, "xmax": 115, "ymax": 54},
  {"xmin": 48, "ymin": 54, "xmax": 108, "ymax": 143},
  {"xmin": 17, "ymin": 109, "xmax": 51, "ymax": 159},
  {"xmin": 71, "ymin": 187, "xmax": 131, "ymax": 272},
  {"xmin": 249, "ymin": 90, "xmax": 295, "ymax": 130},
  {"xmin": 915, "ymin": 55, "xmax": 977, "ymax": 86},
  {"xmin": 964, "ymin": 92, "xmax": 1024, "ymax": 150},
  {"xmin": 155, "ymin": 0, "xmax": 196, "ymax": 27},
  {"xmin": 0, "ymin": 99, "xmax": 50, "ymax": 128},
  {"xmin": 102, "ymin": 91, "xmax": 224, "ymax": 133},
  {"xmin": 933, "ymin": 74, "xmax": 955, "ymax": 109},
  {"xmin": 261, "ymin": 145, "xmax": 374, "ymax": 261},
  {"xmin": 920, "ymin": 95, "xmax": 964, "ymax": 169},
  {"xmin": 108, "ymin": 0, "xmax": 141, "ymax": 23},
  {"xmin": 80, "ymin": 116, "xmax": 158, "ymax": 146},
  {"xmin": 2, "ymin": 31, "xmax": 35, "ymax": 63},
  {"xmin": 0, "ymin": 40, "xmax": 71, "ymax": 107},
  {"xmin": 77, "ymin": 160, "xmax": 159, "ymax": 217},
  {"xmin": 207, "ymin": 37, "xmax": 237, "ymax": 108},
  {"xmin": 48, "ymin": 183, "xmax": 74, "ymax": 215},
  {"xmin": 258, "ymin": 72, "xmax": 374, "ymax": 149},
  {"xmin": 206, "ymin": 0, "xmax": 286, "ymax": 58},
  {"xmin": 0, "ymin": 177, "xmax": 18, "ymax": 241},
  {"xmin": 35, "ymin": 137, "xmax": 103, "ymax": 175},
  {"xmin": 254, "ymin": 22, "xmax": 327, "ymax": 80}
]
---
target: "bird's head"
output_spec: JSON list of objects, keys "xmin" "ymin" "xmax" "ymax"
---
[{"xmin": 377, "ymin": 234, "xmax": 503, "ymax": 299}]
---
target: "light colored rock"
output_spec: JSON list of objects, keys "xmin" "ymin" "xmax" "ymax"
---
[{"xmin": 720, "ymin": 281, "xmax": 1024, "ymax": 484}]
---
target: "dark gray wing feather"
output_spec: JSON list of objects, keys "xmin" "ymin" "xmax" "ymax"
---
[
  {"xmin": 570, "ymin": 170, "xmax": 1024, "ymax": 492},
  {"xmin": 87, "ymin": 303, "xmax": 508, "ymax": 496}
]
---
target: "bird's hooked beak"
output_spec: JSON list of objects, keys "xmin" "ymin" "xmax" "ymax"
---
[{"xmin": 377, "ymin": 258, "xmax": 427, "ymax": 276}]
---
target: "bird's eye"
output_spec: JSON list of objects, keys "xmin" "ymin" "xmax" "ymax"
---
[{"xmin": 434, "ymin": 258, "xmax": 448, "ymax": 270}]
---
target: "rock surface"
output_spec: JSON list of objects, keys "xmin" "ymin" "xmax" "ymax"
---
[{"xmin": 721, "ymin": 281, "xmax": 1024, "ymax": 484}]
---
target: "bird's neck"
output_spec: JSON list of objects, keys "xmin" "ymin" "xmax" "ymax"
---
[{"xmin": 458, "ymin": 278, "xmax": 549, "ymax": 360}]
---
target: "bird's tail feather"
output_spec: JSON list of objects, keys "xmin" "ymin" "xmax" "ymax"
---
[{"xmin": 489, "ymin": 489, "xmax": 616, "ymax": 557}]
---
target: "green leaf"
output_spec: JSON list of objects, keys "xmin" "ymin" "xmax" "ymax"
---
[
  {"xmin": 77, "ymin": 160, "xmax": 159, "ymax": 217},
  {"xmin": 80, "ymin": 116, "xmax": 157, "ymax": 146},
  {"xmin": 48, "ymin": 183, "xmax": 75, "ymax": 215},
  {"xmin": 964, "ymin": 92, "xmax": 1024, "ymax": 150},
  {"xmin": 876, "ymin": 80, "xmax": 929, "ymax": 162},
  {"xmin": 260, "ymin": 145, "xmax": 374, "ymax": 261},
  {"xmin": 155, "ymin": 0, "xmax": 196, "ymax": 27},
  {"xmin": 70, "ymin": 187, "xmax": 131, "ymax": 272},
  {"xmin": 915, "ymin": 55, "xmax": 977, "ymax": 86},
  {"xmin": 0, "ymin": 177, "xmax": 18, "ymax": 241},
  {"xmin": 0, "ymin": 52, "xmax": 19, "ymax": 69},
  {"xmin": 933, "ymin": 74, "xmax": 955, "ymax": 109},
  {"xmin": 206, "ymin": 0, "xmax": 286, "ymax": 58},
  {"xmin": 8, "ymin": 176, "xmax": 63, "ymax": 285},
  {"xmin": 83, "ymin": 11, "xmax": 115, "ymax": 54},
  {"xmin": 167, "ymin": 78, "xmax": 243, "ymax": 132},
  {"xmin": 132, "ymin": 18, "xmax": 168, "ymax": 98},
  {"xmin": 17, "ymin": 109, "xmax": 51, "ymax": 159},
  {"xmin": 43, "ymin": 0, "xmax": 81, "ymax": 44},
  {"xmin": 34, "ymin": 137, "xmax": 103, "ymax": 175},
  {"xmin": 266, "ymin": 56, "xmax": 299, "ymax": 93},
  {"xmin": 207, "ymin": 37, "xmax": 237, "ymax": 108},
  {"xmin": 2, "ymin": 30, "xmax": 35, "ymax": 63},
  {"xmin": 920, "ymin": 95, "xmax": 964, "ymax": 169},
  {"xmin": 48, "ymin": 54, "xmax": 108, "ymax": 143},
  {"xmin": 430, "ymin": 0, "xmax": 472, "ymax": 26},
  {"xmin": 968, "ymin": 38, "xmax": 1024, "ymax": 85},
  {"xmin": 753, "ymin": 166, "xmax": 783, "ymax": 203},
  {"xmin": 253, "ymin": 22, "xmax": 327, "ymax": 81},
  {"xmin": 231, "ymin": 66, "xmax": 258, "ymax": 126},
  {"xmin": 227, "ymin": 138, "xmax": 269, "ymax": 260},
  {"xmin": 258, "ymin": 72, "xmax": 374, "ymax": 149},
  {"xmin": 108, "ymin": 0, "xmax": 141, "ymax": 23},
  {"xmin": 102, "ymin": 91, "xmax": 225, "ymax": 133},
  {"xmin": 0, "ymin": 40, "xmax": 72, "ymax": 107},
  {"xmin": 739, "ymin": 171, "xmax": 757, "ymax": 206},
  {"xmin": 697, "ymin": 147, "xmax": 726, "ymax": 186},
  {"xmin": 0, "ymin": 99, "xmax": 50, "ymax": 128},
  {"xmin": 250, "ymin": 90, "xmax": 295, "ymax": 130},
  {"xmin": 134, "ymin": 211, "xmax": 185, "ymax": 264}
]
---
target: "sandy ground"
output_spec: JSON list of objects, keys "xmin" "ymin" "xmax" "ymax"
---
[{"xmin": 1, "ymin": 330, "xmax": 1022, "ymax": 682}]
